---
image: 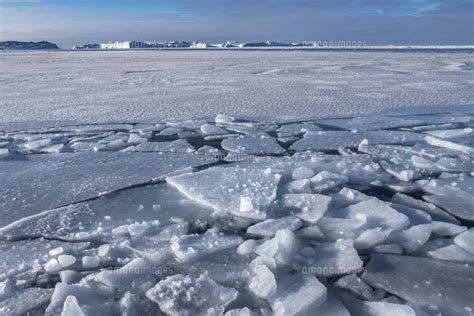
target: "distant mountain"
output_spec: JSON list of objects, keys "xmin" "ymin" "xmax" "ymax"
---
[{"xmin": 0, "ymin": 41, "xmax": 59, "ymax": 50}]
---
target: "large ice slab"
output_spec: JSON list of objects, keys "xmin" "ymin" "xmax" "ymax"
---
[
  {"xmin": 280, "ymin": 193, "xmax": 331, "ymax": 224},
  {"xmin": 454, "ymin": 228, "xmax": 474, "ymax": 254},
  {"xmin": 0, "ymin": 152, "xmax": 214, "ymax": 227},
  {"xmin": 422, "ymin": 175, "xmax": 474, "ymax": 221},
  {"xmin": 0, "ymin": 287, "xmax": 54, "ymax": 315},
  {"xmin": 146, "ymin": 273, "xmax": 238, "ymax": 316},
  {"xmin": 319, "ymin": 115, "xmax": 423, "ymax": 131},
  {"xmin": 167, "ymin": 165, "xmax": 281, "ymax": 219},
  {"xmin": 0, "ymin": 183, "xmax": 212, "ymax": 241},
  {"xmin": 270, "ymin": 274, "xmax": 327, "ymax": 316},
  {"xmin": 362, "ymin": 254, "xmax": 474, "ymax": 316},
  {"xmin": 332, "ymin": 198, "xmax": 410, "ymax": 233},
  {"xmin": 221, "ymin": 133, "xmax": 285, "ymax": 155},
  {"xmin": 299, "ymin": 240, "xmax": 363, "ymax": 277},
  {"xmin": 291, "ymin": 130, "xmax": 424, "ymax": 151}
]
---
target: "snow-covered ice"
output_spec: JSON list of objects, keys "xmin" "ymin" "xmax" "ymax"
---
[{"xmin": 1, "ymin": 51, "xmax": 473, "ymax": 126}]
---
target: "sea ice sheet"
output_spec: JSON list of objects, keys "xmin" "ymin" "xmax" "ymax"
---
[
  {"xmin": 362, "ymin": 254, "xmax": 474, "ymax": 316},
  {"xmin": 0, "ymin": 152, "xmax": 214, "ymax": 227}
]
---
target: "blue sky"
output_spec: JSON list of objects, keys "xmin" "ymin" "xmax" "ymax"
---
[{"xmin": 1, "ymin": 0, "xmax": 473, "ymax": 47}]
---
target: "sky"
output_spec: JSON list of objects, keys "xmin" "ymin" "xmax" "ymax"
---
[{"xmin": 0, "ymin": 0, "xmax": 473, "ymax": 48}]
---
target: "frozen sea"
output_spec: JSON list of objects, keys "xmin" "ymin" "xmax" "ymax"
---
[
  {"xmin": 1, "ymin": 50, "xmax": 474, "ymax": 315},
  {"xmin": 0, "ymin": 50, "xmax": 473, "ymax": 128}
]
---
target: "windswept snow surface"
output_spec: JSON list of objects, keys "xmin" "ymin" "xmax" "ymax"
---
[
  {"xmin": 1, "ymin": 108, "xmax": 474, "ymax": 315},
  {"xmin": 1, "ymin": 50, "xmax": 473, "ymax": 128}
]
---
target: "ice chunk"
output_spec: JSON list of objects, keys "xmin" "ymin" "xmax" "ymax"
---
[
  {"xmin": 41, "ymin": 143, "xmax": 64, "ymax": 153},
  {"xmin": 295, "ymin": 226, "xmax": 324, "ymax": 240},
  {"xmin": 167, "ymin": 165, "xmax": 281, "ymax": 219},
  {"xmin": 372, "ymin": 243, "xmax": 404, "ymax": 254},
  {"xmin": 45, "ymin": 282, "xmax": 101, "ymax": 314},
  {"xmin": 82, "ymin": 256, "xmax": 99, "ymax": 269},
  {"xmin": 200, "ymin": 123, "xmax": 227, "ymax": 135},
  {"xmin": 118, "ymin": 291, "xmax": 162, "ymax": 316},
  {"xmin": 426, "ymin": 244, "xmax": 474, "ymax": 263},
  {"xmin": 300, "ymin": 240, "xmax": 363, "ymax": 277},
  {"xmin": 0, "ymin": 279, "xmax": 16, "ymax": 299},
  {"xmin": 167, "ymin": 119, "xmax": 207, "ymax": 130},
  {"xmin": 425, "ymin": 135, "xmax": 474, "ymax": 154},
  {"xmin": 317, "ymin": 216, "xmax": 367, "ymax": 241},
  {"xmin": 435, "ymin": 156, "xmax": 473, "ymax": 173},
  {"xmin": 94, "ymin": 258, "xmax": 157, "ymax": 290},
  {"xmin": 44, "ymin": 258, "xmax": 62, "ymax": 273},
  {"xmin": 454, "ymin": 228, "xmax": 474, "ymax": 254},
  {"xmin": 291, "ymin": 130, "xmax": 424, "ymax": 151},
  {"xmin": 0, "ymin": 287, "xmax": 53, "ymax": 315},
  {"xmin": 308, "ymin": 289, "xmax": 350, "ymax": 316},
  {"xmin": 146, "ymin": 273, "xmax": 238, "ymax": 316},
  {"xmin": 422, "ymin": 177, "xmax": 474, "ymax": 221},
  {"xmin": 379, "ymin": 161, "xmax": 420, "ymax": 182},
  {"xmin": 334, "ymin": 198, "xmax": 410, "ymax": 233},
  {"xmin": 60, "ymin": 271, "xmax": 83, "ymax": 284},
  {"xmin": 431, "ymin": 221, "xmax": 466, "ymax": 237},
  {"xmin": 319, "ymin": 115, "xmax": 422, "ymax": 131},
  {"xmin": 61, "ymin": 295, "xmax": 85, "ymax": 316},
  {"xmin": 386, "ymin": 224, "xmax": 432, "ymax": 253},
  {"xmin": 310, "ymin": 171, "xmax": 348, "ymax": 193},
  {"xmin": 280, "ymin": 193, "xmax": 331, "ymax": 224},
  {"xmin": 236, "ymin": 239, "xmax": 260, "ymax": 255},
  {"xmin": 391, "ymin": 193, "xmax": 460, "ymax": 224},
  {"xmin": 0, "ymin": 238, "xmax": 89, "ymax": 280},
  {"xmin": 70, "ymin": 141, "xmax": 105, "ymax": 152},
  {"xmin": 341, "ymin": 293, "xmax": 416, "ymax": 316},
  {"xmin": 246, "ymin": 216, "xmax": 302, "ymax": 237},
  {"xmin": 292, "ymin": 167, "xmax": 315, "ymax": 180},
  {"xmin": 125, "ymin": 139, "xmax": 195, "ymax": 153},
  {"xmin": 248, "ymin": 263, "xmax": 277, "ymax": 299},
  {"xmin": 221, "ymin": 133, "xmax": 285, "ymax": 155},
  {"xmin": 157, "ymin": 127, "xmax": 181, "ymax": 136},
  {"xmin": 388, "ymin": 203, "xmax": 432, "ymax": 225},
  {"xmin": 334, "ymin": 274, "xmax": 374, "ymax": 300},
  {"xmin": 270, "ymin": 274, "xmax": 327, "ymax": 316},
  {"xmin": 215, "ymin": 114, "xmax": 235, "ymax": 124},
  {"xmin": 276, "ymin": 123, "xmax": 321, "ymax": 138},
  {"xmin": 58, "ymin": 255, "xmax": 76, "ymax": 268},
  {"xmin": 170, "ymin": 232, "xmax": 243, "ymax": 263},
  {"xmin": 362, "ymin": 254, "xmax": 474, "ymax": 316},
  {"xmin": 354, "ymin": 228, "xmax": 389, "ymax": 250},
  {"xmin": 127, "ymin": 133, "xmax": 148, "ymax": 144},
  {"xmin": 282, "ymin": 179, "xmax": 312, "ymax": 194},
  {"xmin": 425, "ymin": 128, "xmax": 474, "ymax": 140},
  {"xmin": 254, "ymin": 229, "xmax": 300, "ymax": 266},
  {"xmin": 331, "ymin": 187, "xmax": 372, "ymax": 208},
  {"xmin": 23, "ymin": 138, "xmax": 52, "ymax": 150},
  {"xmin": 225, "ymin": 307, "xmax": 258, "ymax": 316},
  {"xmin": 0, "ymin": 148, "xmax": 8, "ymax": 156}
]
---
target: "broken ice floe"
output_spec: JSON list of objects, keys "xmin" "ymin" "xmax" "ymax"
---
[{"xmin": 1, "ymin": 110, "xmax": 474, "ymax": 315}]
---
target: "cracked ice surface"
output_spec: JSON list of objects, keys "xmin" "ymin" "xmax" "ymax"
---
[{"xmin": 1, "ymin": 108, "xmax": 474, "ymax": 315}]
